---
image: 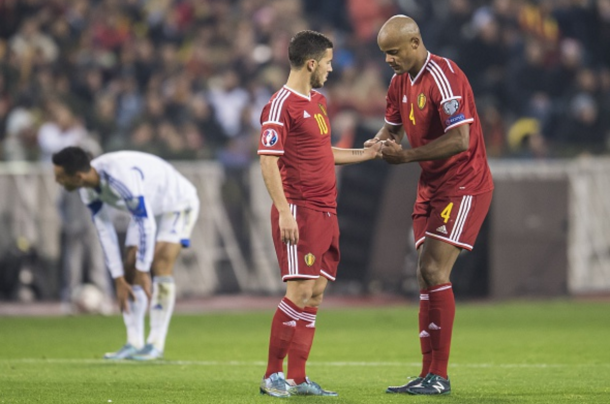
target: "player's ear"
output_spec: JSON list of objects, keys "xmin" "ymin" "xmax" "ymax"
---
[
  {"xmin": 306, "ymin": 59, "xmax": 317, "ymax": 72},
  {"xmin": 75, "ymin": 171, "xmax": 87, "ymax": 183},
  {"xmin": 410, "ymin": 36, "xmax": 420, "ymax": 49}
]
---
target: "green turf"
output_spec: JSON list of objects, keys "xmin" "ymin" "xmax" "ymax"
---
[{"xmin": 1, "ymin": 300, "xmax": 609, "ymax": 403}]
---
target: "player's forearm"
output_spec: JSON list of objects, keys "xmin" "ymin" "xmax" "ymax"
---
[
  {"xmin": 332, "ymin": 147, "xmax": 377, "ymax": 165},
  {"xmin": 260, "ymin": 155, "xmax": 291, "ymax": 214},
  {"xmin": 374, "ymin": 123, "xmax": 403, "ymax": 143},
  {"xmin": 401, "ymin": 124, "xmax": 469, "ymax": 163}
]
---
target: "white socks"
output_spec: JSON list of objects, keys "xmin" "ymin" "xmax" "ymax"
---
[
  {"xmin": 146, "ymin": 276, "xmax": 176, "ymax": 351},
  {"xmin": 123, "ymin": 285, "xmax": 147, "ymax": 349}
]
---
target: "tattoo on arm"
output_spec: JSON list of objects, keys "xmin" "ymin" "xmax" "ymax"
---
[{"xmin": 351, "ymin": 149, "xmax": 365, "ymax": 156}]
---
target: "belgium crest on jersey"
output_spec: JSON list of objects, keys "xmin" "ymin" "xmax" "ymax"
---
[
  {"xmin": 417, "ymin": 93, "xmax": 427, "ymax": 110},
  {"xmin": 304, "ymin": 253, "xmax": 316, "ymax": 267}
]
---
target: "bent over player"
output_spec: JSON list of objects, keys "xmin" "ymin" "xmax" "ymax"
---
[
  {"xmin": 365, "ymin": 15, "xmax": 494, "ymax": 395},
  {"xmin": 258, "ymin": 30, "xmax": 381, "ymax": 398},
  {"xmin": 52, "ymin": 146, "xmax": 200, "ymax": 360}
]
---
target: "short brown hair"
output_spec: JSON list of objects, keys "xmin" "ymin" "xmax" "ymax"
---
[{"xmin": 288, "ymin": 30, "xmax": 333, "ymax": 68}]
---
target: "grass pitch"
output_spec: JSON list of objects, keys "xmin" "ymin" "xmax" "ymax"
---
[{"xmin": 1, "ymin": 300, "xmax": 609, "ymax": 403}]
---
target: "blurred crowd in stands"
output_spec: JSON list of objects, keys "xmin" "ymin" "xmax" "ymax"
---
[{"xmin": 0, "ymin": 0, "xmax": 609, "ymax": 163}]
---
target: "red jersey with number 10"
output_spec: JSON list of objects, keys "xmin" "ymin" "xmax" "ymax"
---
[
  {"xmin": 385, "ymin": 52, "xmax": 494, "ymax": 201},
  {"xmin": 258, "ymin": 86, "xmax": 336, "ymax": 213}
]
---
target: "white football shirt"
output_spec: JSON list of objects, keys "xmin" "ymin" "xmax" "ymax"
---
[{"xmin": 79, "ymin": 151, "xmax": 197, "ymax": 278}]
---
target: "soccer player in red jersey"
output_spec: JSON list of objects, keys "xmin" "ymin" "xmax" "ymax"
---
[
  {"xmin": 365, "ymin": 15, "xmax": 494, "ymax": 395},
  {"xmin": 257, "ymin": 30, "xmax": 381, "ymax": 398}
]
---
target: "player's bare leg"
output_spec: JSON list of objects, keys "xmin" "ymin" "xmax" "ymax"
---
[
  {"xmin": 131, "ymin": 242, "xmax": 182, "ymax": 361},
  {"xmin": 417, "ymin": 238, "xmax": 460, "ymax": 288},
  {"xmin": 284, "ymin": 278, "xmax": 316, "ymax": 309},
  {"xmin": 104, "ymin": 247, "xmax": 147, "ymax": 359}
]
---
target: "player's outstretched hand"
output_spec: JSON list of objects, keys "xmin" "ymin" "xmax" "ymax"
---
[
  {"xmin": 133, "ymin": 270, "xmax": 152, "ymax": 301},
  {"xmin": 381, "ymin": 139, "xmax": 405, "ymax": 164},
  {"xmin": 363, "ymin": 137, "xmax": 382, "ymax": 148},
  {"xmin": 114, "ymin": 276, "xmax": 135, "ymax": 313},
  {"xmin": 366, "ymin": 140, "xmax": 384, "ymax": 159}
]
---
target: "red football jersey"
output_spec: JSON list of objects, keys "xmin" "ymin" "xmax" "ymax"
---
[
  {"xmin": 385, "ymin": 52, "xmax": 494, "ymax": 200},
  {"xmin": 258, "ymin": 86, "xmax": 336, "ymax": 213}
]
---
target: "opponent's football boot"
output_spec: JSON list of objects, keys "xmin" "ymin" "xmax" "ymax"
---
[
  {"xmin": 103, "ymin": 343, "xmax": 139, "ymax": 360},
  {"xmin": 129, "ymin": 343, "xmax": 163, "ymax": 361}
]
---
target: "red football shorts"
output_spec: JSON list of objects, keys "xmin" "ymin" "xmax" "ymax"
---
[
  {"xmin": 412, "ymin": 190, "xmax": 493, "ymax": 251},
  {"xmin": 271, "ymin": 204, "xmax": 340, "ymax": 282}
]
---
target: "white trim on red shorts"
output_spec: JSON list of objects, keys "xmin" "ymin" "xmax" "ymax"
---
[
  {"xmin": 424, "ymin": 232, "xmax": 473, "ymax": 250},
  {"xmin": 282, "ymin": 274, "xmax": 319, "ymax": 281},
  {"xmin": 286, "ymin": 204, "xmax": 298, "ymax": 276},
  {"xmin": 449, "ymin": 195, "xmax": 472, "ymax": 242}
]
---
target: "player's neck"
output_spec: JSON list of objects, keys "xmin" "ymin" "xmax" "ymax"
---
[
  {"xmin": 285, "ymin": 70, "xmax": 311, "ymax": 97},
  {"xmin": 409, "ymin": 49, "xmax": 429, "ymax": 78}
]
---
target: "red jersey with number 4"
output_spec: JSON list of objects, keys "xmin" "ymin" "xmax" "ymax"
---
[
  {"xmin": 258, "ymin": 86, "xmax": 336, "ymax": 213},
  {"xmin": 385, "ymin": 52, "xmax": 494, "ymax": 200}
]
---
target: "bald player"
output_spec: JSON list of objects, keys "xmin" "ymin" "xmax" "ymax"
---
[{"xmin": 365, "ymin": 15, "xmax": 494, "ymax": 395}]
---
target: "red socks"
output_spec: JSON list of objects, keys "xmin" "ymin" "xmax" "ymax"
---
[
  {"xmin": 427, "ymin": 283, "xmax": 455, "ymax": 379},
  {"xmin": 418, "ymin": 290, "xmax": 432, "ymax": 378},
  {"xmin": 265, "ymin": 299, "xmax": 319, "ymax": 383},
  {"xmin": 288, "ymin": 306, "xmax": 317, "ymax": 385},
  {"xmin": 265, "ymin": 297, "xmax": 302, "ymax": 378}
]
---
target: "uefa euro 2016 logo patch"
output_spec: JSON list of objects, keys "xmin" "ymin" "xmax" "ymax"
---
[
  {"xmin": 304, "ymin": 253, "xmax": 316, "ymax": 267},
  {"xmin": 261, "ymin": 129, "xmax": 278, "ymax": 147}
]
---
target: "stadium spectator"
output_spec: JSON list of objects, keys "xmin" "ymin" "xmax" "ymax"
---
[
  {"xmin": 507, "ymin": 38, "xmax": 551, "ymax": 117},
  {"xmin": 257, "ymin": 30, "xmax": 380, "ymax": 398},
  {"xmin": 430, "ymin": 0, "xmax": 474, "ymax": 60},
  {"xmin": 1, "ymin": 0, "xmax": 610, "ymax": 307},
  {"xmin": 547, "ymin": 39, "xmax": 584, "ymax": 100},
  {"xmin": 3, "ymin": 98, "xmax": 38, "ymax": 161},
  {"xmin": 88, "ymin": 94, "xmax": 119, "ymax": 151},
  {"xmin": 367, "ymin": 15, "xmax": 494, "ymax": 395},
  {"xmin": 9, "ymin": 17, "xmax": 58, "ymax": 65},
  {"xmin": 36, "ymin": 101, "xmax": 108, "ymax": 314},
  {"xmin": 595, "ymin": 0, "xmax": 610, "ymax": 67},
  {"xmin": 1, "ymin": 0, "xmax": 608, "ymax": 160},
  {"xmin": 187, "ymin": 94, "xmax": 228, "ymax": 154},
  {"xmin": 58, "ymin": 180, "xmax": 111, "ymax": 316},
  {"xmin": 556, "ymin": 92, "xmax": 608, "ymax": 154},
  {"xmin": 37, "ymin": 101, "xmax": 100, "ymax": 162},
  {"xmin": 457, "ymin": 8, "xmax": 509, "ymax": 104},
  {"xmin": 506, "ymin": 117, "xmax": 548, "ymax": 159}
]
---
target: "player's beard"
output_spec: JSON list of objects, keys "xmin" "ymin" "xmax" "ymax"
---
[{"xmin": 310, "ymin": 68, "xmax": 325, "ymax": 89}]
